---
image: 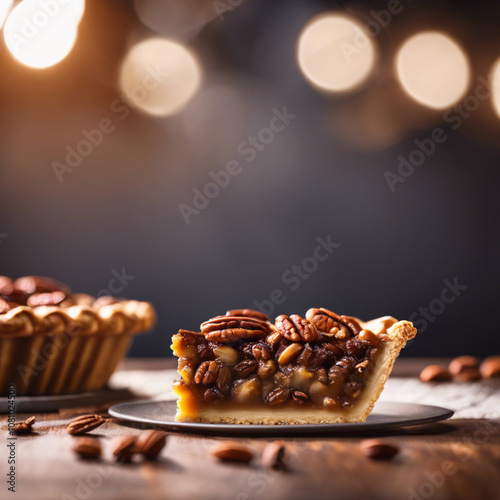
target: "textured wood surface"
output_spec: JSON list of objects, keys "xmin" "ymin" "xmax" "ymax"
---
[{"xmin": 2, "ymin": 358, "xmax": 500, "ymax": 500}]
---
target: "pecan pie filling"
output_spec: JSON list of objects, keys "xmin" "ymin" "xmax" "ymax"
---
[{"xmin": 171, "ymin": 307, "xmax": 415, "ymax": 423}]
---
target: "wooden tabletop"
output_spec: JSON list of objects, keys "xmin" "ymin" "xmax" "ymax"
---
[{"xmin": 2, "ymin": 358, "xmax": 500, "ymax": 500}]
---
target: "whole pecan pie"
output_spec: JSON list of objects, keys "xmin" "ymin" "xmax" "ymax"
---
[
  {"xmin": 0, "ymin": 275, "xmax": 156, "ymax": 396},
  {"xmin": 171, "ymin": 307, "xmax": 416, "ymax": 424}
]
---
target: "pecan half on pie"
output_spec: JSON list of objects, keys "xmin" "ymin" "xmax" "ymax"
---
[
  {"xmin": 0, "ymin": 275, "xmax": 156, "ymax": 396},
  {"xmin": 171, "ymin": 308, "xmax": 416, "ymax": 424}
]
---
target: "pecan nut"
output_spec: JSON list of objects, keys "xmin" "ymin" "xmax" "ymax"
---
[
  {"xmin": 201, "ymin": 315, "xmax": 271, "ymax": 343},
  {"xmin": 0, "ymin": 298, "xmax": 18, "ymax": 314},
  {"xmin": 66, "ymin": 415, "xmax": 105, "ymax": 435},
  {"xmin": 14, "ymin": 416, "xmax": 36, "ymax": 435},
  {"xmin": 355, "ymin": 360, "xmax": 369, "ymax": 373},
  {"xmin": 252, "ymin": 344, "xmax": 271, "ymax": 360},
  {"xmin": 204, "ymin": 387, "xmax": 225, "ymax": 402},
  {"xmin": 308, "ymin": 348, "xmax": 330, "ymax": 370},
  {"xmin": 316, "ymin": 368, "xmax": 328, "ymax": 384},
  {"xmin": 323, "ymin": 397, "xmax": 337, "ymax": 409},
  {"xmin": 419, "ymin": 365, "xmax": 452, "ymax": 383},
  {"xmin": 112, "ymin": 435, "xmax": 137, "ymax": 463},
  {"xmin": 135, "ymin": 430, "xmax": 167, "ymax": 459},
  {"xmin": 345, "ymin": 338, "xmax": 370, "ymax": 359},
  {"xmin": 323, "ymin": 342, "xmax": 343, "ymax": 357},
  {"xmin": 454, "ymin": 368, "xmax": 482, "ymax": 382},
  {"xmin": 292, "ymin": 390, "xmax": 309, "ymax": 404},
  {"xmin": 480, "ymin": 356, "xmax": 500, "ymax": 378},
  {"xmin": 194, "ymin": 361, "xmax": 219, "ymax": 385},
  {"xmin": 27, "ymin": 291, "xmax": 67, "ymax": 307},
  {"xmin": 0, "ymin": 300, "xmax": 10, "ymax": 314},
  {"xmin": 345, "ymin": 380, "xmax": 363, "ymax": 398},
  {"xmin": 278, "ymin": 343, "xmax": 303, "ymax": 365},
  {"xmin": 178, "ymin": 357, "xmax": 196, "ymax": 384},
  {"xmin": 306, "ymin": 308, "xmax": 362, "ymax": 338},
  {"xmin": 234, "ymin": 359, "xmax": 258, "ymax": 378},
  {"xmin": 0, "ymin": 276, "xmax": 14, "ymax": 296},
  {"xmin": 196, "ymin": 342, "xmax": 213, "ymax": 361},
  {"xmin": 267, "ymin": 387, "xmax": 291, "ymax": 405},
  {"xmin": 216, "ymin": 364, "xmax": 232, "ymax": 392},
  {"xmin": 449, "ymin": 356, "xmax": 478, "ymax": 377},
  {"xmin": 360, "ymin": 439, "xmax": 399, "ymax": 460},
  {"xmin": 334, "ymin": 357, "xmax": 355, "ymax": 376},
  {"xmin": 211, "ymin": 442, "xmax": 254, "ymax": 463},
  {"xmin": 296, "ymin": 345, "xmax": 313, "ymax": 366},
  {"xmin": 226, "ymin": 309, "xmax": 270, "ymax": 323},
  {"xmin": 265, "ymin": 330, "xmax": 283, "ymax": 350},
  {"xmin": 328, "ymin": 365, "xmax": 346, "ymax": 380},
  {"xmin": 275, "ymin": 314, "xmax": 318, "ymax": 342},
  {"xmin": 257, "ymin": 359, "xmax": 278, "ymax": 379},
  {"xmin": 13, "ymin": 276, "xmax": 71, "ymax": 296},
  {"xmin": 72, "ymin": 437, "xmax": 101, "ymax": 460},
  {"xmin": 261, "ymin": 441, "xmax": 287, "ymax": 470},
  {"xmin": 242, "ymin": 343, "xmax": 255, "ymax": 359}
]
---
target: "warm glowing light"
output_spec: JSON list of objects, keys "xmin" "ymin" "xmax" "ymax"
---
[
  {"xmin": 4, "ymin": 0, "xmax": 80, "ymax": 69},
  {"xmin": 0, "ymin": 0, "xmax": 14, "ymax": 29},
  {"xmin": 490, "ymin": 58, "xmax": 500, "ymax": 119},
  {"xmin": 297, "ymin": 13, "xmax": 376, "ymax": 93},
  {"xmin": 73, "ymin": 0, "xmax": 85, "ymax": 23},
  {"xmin": 396, "ymin": 32, "xmax": 470, "ymax": 110},
  {"xmin": 134, "ymin": 0, "xmax": 214, "ymax": 41},
  {"xmin": 119, "ymin": 38, "xmax": 202, "ymax": 117}
]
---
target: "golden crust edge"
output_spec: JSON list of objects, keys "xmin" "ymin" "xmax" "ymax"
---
[
  {"xmin": 174, "ymin": 318, "xmax": 417, "ymax": 424},
  {"xmin": 351, "ymin": 320, "xmax": 417, "ymax": 422},
  {"xmin": 0, "ymin": 300, "xmax": 157, "ymax": 337}
]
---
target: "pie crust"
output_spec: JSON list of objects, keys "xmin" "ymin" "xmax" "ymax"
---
[
  {"xmin": 171, "ymin": 310, "xmax": 416, "ymax": 424},
  {"xmin": 0, "ymin": 276, "xmax": 156, "ymax": 396}
]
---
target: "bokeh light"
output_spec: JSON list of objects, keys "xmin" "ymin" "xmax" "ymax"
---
[
  {"xmin": 119, "ymin": 38, "xmax": 201, "ymax": 117},
  {"xmin": 134, "ymin": 0, "xmax": 215, "ymax": 41},
  {"xmin": 490, "ymin": 58, "xmax": 500, "ymax": 119},
  {"xmin": 297, "ymin": 13, "xmax": 376, "ymax": 93},
  {"xmin": 0, "ymin": 0, "xmax": 13, "ymax": 29},
  {"xmin": 73, "ymin": 0, "xmax": 85, "ymax": 23},
  {"xmin": 396, "ymin": 31, "xmax": 470, "ymax": 110},
  {"xmin": 3, "ymin": 0, "xmax": 80, "ymax": 69}
]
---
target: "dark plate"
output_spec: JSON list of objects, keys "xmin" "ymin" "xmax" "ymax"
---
[
  {"xmin": 0, "ymin": 388, "xmax": 135, "ymax": 414},
  {"xmin": 108, "ymin": 400, "xmax": 454, "ymax": 436}
]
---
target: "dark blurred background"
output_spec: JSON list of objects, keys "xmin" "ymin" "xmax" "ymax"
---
[{"xmin": 0, "ymin": 0, "xmax": 498, "ymax": 357}]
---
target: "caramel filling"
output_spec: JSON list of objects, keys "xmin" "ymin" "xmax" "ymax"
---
[{"xmin": 172, "ymin": 326, "xmax": 382, "ymax": 413}]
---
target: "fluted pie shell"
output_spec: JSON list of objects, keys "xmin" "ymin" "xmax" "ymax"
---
[
  {"xmin": 0, "ymin": 300, "xmax": 156, "ymax": 396},
  {"xmin": 172, "ymin": 315, "xmax": 416, "ymax": 424}
]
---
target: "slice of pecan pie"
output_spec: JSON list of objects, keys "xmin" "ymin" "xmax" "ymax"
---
[{"xmin": 171, "ymin": 307, "xmax": 416, "ymax": 424}]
